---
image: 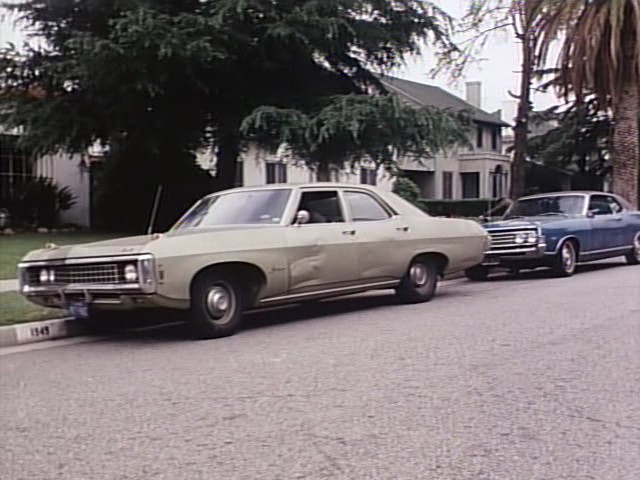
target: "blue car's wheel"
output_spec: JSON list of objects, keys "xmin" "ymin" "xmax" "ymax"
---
[
  {"xmin": 552, "ymin": 240, "xmax": 577, "ymax": 277},
  {"xmin": 625, "ymin": 233, "xmax": 640, "ymax": 265}
]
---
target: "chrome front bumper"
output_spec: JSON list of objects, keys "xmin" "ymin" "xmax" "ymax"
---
[{"xmin": 480, "ymin": 243, "xmax": 548, "ymax": 266}]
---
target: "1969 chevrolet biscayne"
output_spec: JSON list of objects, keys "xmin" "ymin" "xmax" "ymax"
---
[{"xmin": 18, "ymin": 183, "xmax": 489, "ymax": 339}]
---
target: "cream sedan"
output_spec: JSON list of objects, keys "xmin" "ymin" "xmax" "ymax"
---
[{"xmin": 18, "ymin": 183, "xmax": 489, "ymax": 338}]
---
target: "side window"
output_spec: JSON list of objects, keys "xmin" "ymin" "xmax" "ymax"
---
[
  {"xmin": 605, "ymin": 196, "xmax": 623, "ymax": 214},
  {"xmin": 297, "ymin": 191, "xmax": 344, "ymax": 223},
  {"xmin": 344, "ymin": 191, "xmax": 392, "ymax": 222},
  {"xmin": 589, "ymin": 195, "xmax": 613, "ymax": 215}
]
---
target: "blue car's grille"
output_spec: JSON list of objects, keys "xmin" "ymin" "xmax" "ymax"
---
[{"xmin": 487, "ymin": 228, "xmax": 538, "ymax": 252}]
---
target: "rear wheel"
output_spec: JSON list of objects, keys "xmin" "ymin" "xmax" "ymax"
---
[
  {"xmin": 189, "ymin": 272, "xmax": 244, "ymax": 339},
  {"xmin": 464, "ymin": 266, "xmax": 489, "ymax": 281},
  {"xmin": 625, "ymin": 233, "xmax": 640, "ymax": 265},
  {"xmin": 396, "ymin": 257, "xmax": 439, "ymax": 303},
  {"xmin": 552, "ymin": 240, "xmax": 577, "ymax": 277}
]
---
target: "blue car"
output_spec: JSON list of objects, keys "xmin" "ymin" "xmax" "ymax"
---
[{"xmin": 465, "ymin": 191, "xmax": 640, "ymax": 280}]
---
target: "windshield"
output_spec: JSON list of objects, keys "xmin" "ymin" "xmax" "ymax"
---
[
  {"xmin": 504, "ymin": 195, "xmax": 585, "ymax": 219},
  {"xmin": 171, "ymin": 188, "xmax": 292, "ymax": 229}
]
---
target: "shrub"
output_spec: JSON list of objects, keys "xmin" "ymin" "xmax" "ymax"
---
[
  {"xmin": 6, "ymin": 176, "xmax": 77, "ymax": 227},
  {"xmin": 392, "ymin": 176, "xmax": 421, "ymax": 205},
  {"xmin": 418, "ymin": 199, "xmax": 498, "ymax": 218}
]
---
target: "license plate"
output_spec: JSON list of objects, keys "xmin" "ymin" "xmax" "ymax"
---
[{"xmin": 67, "ymin": 301, "xmax": 89, "ymax": 319}]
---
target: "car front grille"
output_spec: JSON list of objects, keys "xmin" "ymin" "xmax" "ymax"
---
[
  {"xmin": 487, "ymin": 228, "xmax": 539, "ymax": 252},
  {"xmin": 27, "ymin": 262, "xmax": 128, "ymax": 286}
]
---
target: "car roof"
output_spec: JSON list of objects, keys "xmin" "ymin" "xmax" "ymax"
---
[
  {"xmin": 518, "ymin": 191, "xmax": 610, "ymax": 200},
  {"xmin": 207, "ymin": 182, "xmax": 382, "ymax": 196}
]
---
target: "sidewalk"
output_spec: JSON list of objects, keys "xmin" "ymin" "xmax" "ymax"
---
[{"xmin": 0, "ymin": 279, "xmax": 18, "ymax": 293}]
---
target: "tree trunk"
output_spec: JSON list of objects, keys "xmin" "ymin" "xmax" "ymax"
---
[
  {"xmin": 611, "ymin": 26, "xmax": 640, "ymax": 209},
  {"xmin": 216, "ymin": 123, "xmax": 241, "ymax": 190},
  {"xmin": 316, "ymin": 162, "xmax": 331, "ymax": 181},
  {"xmin": 511, "ymin": 32, "xmax": 534, "ymax": 200}
]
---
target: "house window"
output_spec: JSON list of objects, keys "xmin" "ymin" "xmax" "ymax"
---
[
  {"xmin": 491, "ymin": 128, "xmax": 499, "ymax": 151},
  {"xmin": 234, "ymin": 160, "xmax": 243, "ymax": 187},
  {"xmin": 360, "ymin": 167, "xmax": 377, "ymax": 185},
  {"xmin": 442, "ymin": 171, "xmax": 453, "ymax": 199},
  {"xmin": 491, "ymin": 165, "xmax": 504, "ymax": 198},
  {"xmin": 476, "ymin": 127, "xmax": 483, "ymax": 149},
  {"xmin": 266, "ymin": 162, "xmax": 287, "ymax": 184},
  {"xmin": 0, "ymin": 134, "xmax": 35, "ymax": 205},
  {"xmin": 461, "ymin": 172, "xmax": 480, "ymax": 199}
]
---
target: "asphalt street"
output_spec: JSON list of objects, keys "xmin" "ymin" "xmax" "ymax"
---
[{"xmin": 1, "ymin": 261, "xmax": 639, "ymax": 480}]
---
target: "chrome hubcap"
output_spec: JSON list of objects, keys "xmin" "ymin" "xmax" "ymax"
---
[
  {"xmin": 205, "ymin": 286, "xmax": 233, "ymax": 323},
  {"xmin": 409, "ymin": 263, "xmax": 428, "ymax": 287},
  {"xmin": 562, "ymin": 243, "xmax": 575, "ymax": 272}
]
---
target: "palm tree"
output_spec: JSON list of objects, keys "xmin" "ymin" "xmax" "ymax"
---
[{"xmin": 535, "ymin": 0, "xmax": 640, "ymax": 208}]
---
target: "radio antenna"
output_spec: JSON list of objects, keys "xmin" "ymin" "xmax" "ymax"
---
[{"xmin": 147, "ymin": 185, "xmax": 163, "ymax": 235}]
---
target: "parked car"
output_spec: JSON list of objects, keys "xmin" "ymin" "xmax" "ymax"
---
[
  {"xmin": 18, "ymin": 183, "xmax": 489, "ymax": 339},
  {"xmin": 466, "ymin": 191, "xmax": 640, "ymax": 280}
]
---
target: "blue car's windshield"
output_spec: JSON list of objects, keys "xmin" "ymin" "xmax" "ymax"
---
[
  {"xmin": 504, "ymin": 195, "xmax": 585, "ymax": 219},
  {"xmin": 171, "ymin": 188, "xmax": 292, "ymax": 229}
]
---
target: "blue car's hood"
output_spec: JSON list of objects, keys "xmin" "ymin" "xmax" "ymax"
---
[{"xmin": 483, "ymin": 215, "xmax": 576, "ymax": 229}]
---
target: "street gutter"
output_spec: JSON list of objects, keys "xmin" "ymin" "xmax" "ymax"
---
[{"xmin": 0, "ymin": 274, "xmax": 469, "ymax": 349}]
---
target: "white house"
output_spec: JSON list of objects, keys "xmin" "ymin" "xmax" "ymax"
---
[{"xmin": 1, "ymin": 76, "xmax": 512, "ymax": 228}]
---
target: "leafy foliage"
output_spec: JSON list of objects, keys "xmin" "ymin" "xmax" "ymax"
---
[
  {"xmin": 240, "ymin": 94, "xmax": 471, "ymax": 177},
  {"xmin": 392, "ymin": 176, "xmax": 421, "ymax": 205},
  {"xmin": 6, "ymin": 176, "xmax": 77, "ymax": 227},
  {"xmin": 0, "ymin": 0, "xmax": 462, "ymax": 189},
  {"xmin": 533, "ymin": 0, "xmax": 640, "ymax": 206}
]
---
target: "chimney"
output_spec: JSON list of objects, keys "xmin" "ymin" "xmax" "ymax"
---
[{"xmin": 465, "ymin": 81, "xmax": 481, "ymax": 108}]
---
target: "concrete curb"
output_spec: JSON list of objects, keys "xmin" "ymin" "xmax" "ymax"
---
[
  {"xmin": 0, "ymin": 275, "xmax": 470, "ymax": 349},
  {"xmin": 0, "ymin": 317, "xmax": 83, "ymax": 348}
]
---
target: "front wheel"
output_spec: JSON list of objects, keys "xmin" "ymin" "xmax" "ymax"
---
[
  {"xmin": 625, "ymin": 233, "xmax": 640, "ymax": 265},
  {"xmin": 552, "ymin": 240, "xmax": 577, "ymax": 277},
  {"xmin": 189, "ymin": 273, "xmax": 244, "ymax": 339},
  {"xmin": 396, "ymin": 257, "xmax": 439, "ymax": 303},
  {"xmin": 464, "ymin": 266, "xmax": 489, "ymax": 281}
]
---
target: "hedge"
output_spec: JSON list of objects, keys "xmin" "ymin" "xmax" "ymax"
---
[{"xmin": 417, "ymin": 199, "xmax": 501, "ymax": 218}]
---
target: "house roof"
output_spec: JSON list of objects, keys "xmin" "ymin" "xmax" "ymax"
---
[{"xmin": 379, "ymin": 75, "xmax": 510, "ymax": 127}]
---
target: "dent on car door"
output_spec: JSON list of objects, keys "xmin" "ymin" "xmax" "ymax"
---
[
  {"xmin": 342, "ymin": 190, "xmax": 411, "ymax": 281},
  {"xmin": 285, "ymin": 190, "xmax": 358, "ymax": 293}
]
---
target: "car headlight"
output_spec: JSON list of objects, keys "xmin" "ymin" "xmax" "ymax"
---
[
  {"xmin": 124, "ymin": 264, "xmax": 138, "ymax": 282},
  {"xmin": 38, "ymin": 268, "xmax": 55, "ymax": 284},
  {"xmin": 514, "ymin": 233, "xmax": 525, "ymax": 244},
  {"xmin": 526, "ymin": 232, "xmax": 538, "ymax": 243}
]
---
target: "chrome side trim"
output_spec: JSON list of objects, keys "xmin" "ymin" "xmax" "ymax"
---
[
  {"xmin": 580, "ymin": 246, "xmax": 631, "ymax": 256},
  {"xmin": 259, "ymin": 280, "xmax": 399, "ymax": 305}
]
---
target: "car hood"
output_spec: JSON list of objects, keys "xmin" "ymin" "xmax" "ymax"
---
[
  {"xmin": 482, "ymin": 216, "xmax": 575, "ymax": 229},
  {"xmin": 20, "ymin": 234, "xmax": 159, "ymax": 263},
  {"xmin": 20, "ymin": 225, "xmax": 282, "ymax": 263}
]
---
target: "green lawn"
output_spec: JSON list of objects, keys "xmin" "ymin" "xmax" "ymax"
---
[
  {"xmin": 0, "ymin": 292, "xmax": 64, "ymax": 326},
  {"xmin": 0, "ymin": 232, "xmax": 119, "ymax": 280}
]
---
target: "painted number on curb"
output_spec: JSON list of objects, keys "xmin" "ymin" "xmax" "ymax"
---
[{"xmin": 15, "ymin": 321, "xmax": 67, "ymax": 344}]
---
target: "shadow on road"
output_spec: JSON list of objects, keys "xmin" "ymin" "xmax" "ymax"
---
[
  {"xmin": 484, "ymin": 259, "xmax": 630, "ymax": 282},
  {"xmin": 92, "ymin": 259, "xmax": 630, "ymax": 343}
]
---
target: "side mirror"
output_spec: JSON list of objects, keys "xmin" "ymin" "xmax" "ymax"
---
[
  {"xmin": 587, "ymin": 209, "xmax": 598, "ymax": 218},
  {"xmin": 294, "ymin": 210, "xmax": 311, "ymax": 225}
]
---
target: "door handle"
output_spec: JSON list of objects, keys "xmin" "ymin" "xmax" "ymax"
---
[
  {"xmin": 342, "ymin": 229, "xmax": 356, "ymax": 235},
  {"xmin": 396, "ymin": 226, "xmax": 409, "ymax": 232}
]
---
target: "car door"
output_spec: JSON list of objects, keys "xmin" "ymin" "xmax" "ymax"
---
[
  {"xmin": 588, "ymin": 194, "xmax": 627, "ymax": 251},
  {"xmin": 285, "ymin": 189, "xmax": 359, "ymax": 294},
  {"xmin": 341, "ymin": 189, "xmax": 412, "ymax": 282}
]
